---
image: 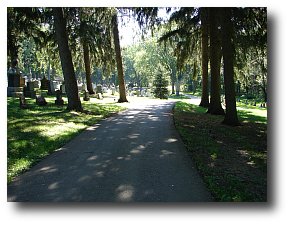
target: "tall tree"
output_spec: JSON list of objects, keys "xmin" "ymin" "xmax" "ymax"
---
[
  {"xmin": 112, "ymin": 11, "xmax": 128, "ymax": 103},
  {"xmin": 82, "ymin": 41, "xmax": 95, "ymax": 94},
  {"xmin": 199, "ymin": 7, "xmax": 210, "ymax": 107},
  {"xmin": 53, "ymin": 7, "xmax": 83, "ymax": 111},
  {"xmin": 207, "ymin": 8, "xmax": 225, "ymax": 115},
  {"xmin": 221, "ymin": 8, "xmax": 240, "ymax": 126}
]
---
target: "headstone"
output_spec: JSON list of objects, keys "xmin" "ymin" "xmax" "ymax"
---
[
  {"xmin": 53, "ymin": 81, "xmax": 60, "ymax": 91},
  {"xmin": 48, "ymin": 80, "xmax": 55, "ymax": 95},
  {"xmin": 7, "ymin": 59, "xmax": 25, "ymax": 97},
  {"xmin": 102, "ymin": 86, "xmax": 108, "ymax": 93},
  {"xmin": 19, "ymin": 95, "xmax": 28, "ymax": 109},
  {"xmin": 82, "ymin": 84, "xmax": 86, "ymax": 91},
  {"xmin": 96, "ymin": 93, "xmax": 103, "ymax": 100},
  {"xmin": 55, "ymin": 90, "xmax": 64, "ymax": 106},
  {"xmin": 83, "ymin": 91, "xmax": 90, "ymax": 101},
  {"xmin": 24, "ymin": 81, "xmax": 36, "ymax": 98},
  {"xmin": 8, "ymin": 71, "xmax": 25, "ymax": 88},
  {"xmin": 36, "ymin": 95, "xmax": 47, "ymax": 106},
  {"xmin": 111, "ymin": 86, "xmax": 116, "ymax": 95},
  {"xmin": 33, "ymin": 80, "xmax": 40, "ymax": 89},
  {"xmin": 96, "ymin": 84, "xmax": 102, "ymax": 94},
  {"xmin": 141, "ymin": 89, "xmax": 146, "ymax": 97},
  {"xmin": 40, "ymin": 77, "xmax": 50, "ymax": 90},
  {"xmin": 60, "ymin": 84, "xmax": 66, "ymax": 94}
]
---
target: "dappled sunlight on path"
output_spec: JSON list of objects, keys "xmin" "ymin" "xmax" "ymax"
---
[{"xmin": 8, "ymin": 97, "xmax": 212, "ymax": 202}]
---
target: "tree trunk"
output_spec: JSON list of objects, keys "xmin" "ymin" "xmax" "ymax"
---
[
  {"xmin": 112, "ymin": 12, "xmax": 128, "ymax": 103},
  {"xmin": 171, "ymin": 81, "xmax": 175, "ymax": 95},
  {"xmin": 83, "ymin": 42, "xmax": 95, "ymax": 94},
  {"xmin": 221, "ymin": 8, "xmax": 240, "ymax": 126},
  {"xmin": 192, "ymin": 61, "xmax": 197, "ymax": 94},
  {"xmin": 207, "ymin": 8, "xmax": 225, "ymax": 115},
  {"xmin": 199, "ymin": 7, "xmax": 210, "ymax": 108},
  {"xmin": 53, "ymin": 7, "xmax": 83, "ymax": 112}
]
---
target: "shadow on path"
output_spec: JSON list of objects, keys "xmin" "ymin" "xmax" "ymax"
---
[{"xmin": 8, "ymin": 100, "xmax": 212, "ymax": 202}]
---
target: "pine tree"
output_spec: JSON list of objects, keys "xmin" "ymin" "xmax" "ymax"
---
[{"xmin": 153, "ymin": 72, "xmax": 169, "ymax": 99}]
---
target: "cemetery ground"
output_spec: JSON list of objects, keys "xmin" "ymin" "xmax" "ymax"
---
[
  {"xmin": 173, "ymin": 100, "xmax": 267, "ymax": 201},
  {"xmin": 7, "ymin": 93, "xmax": 267, "ymax": 202}
]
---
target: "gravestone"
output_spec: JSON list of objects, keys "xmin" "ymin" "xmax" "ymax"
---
[
  {"xmin": 55, "ymin": 90, "xmax": 64, "ymax": 106},
  {"xmin": 60, "ymin": 84, "xmax": 66, "ymax": 94},
  {"xmin": 41, "ymin": 77, "xmax": 50, "ymax": 90},
  {"xmin": 48, "ymin": 80, "xmax": 55, "ymax": 95},
  {"xmin": 19, "ymin": 95, "xmax": 28, "ymax": 109},
  {"xmin": 96, "ymin": 84, "xmax": 102, "ymax": 94},
  {"xmin": 33, "ymin": 80, "xmax": 40, "ymax": 89},
  {"xmin": 24, "ymin": 81, "xmax": 36, "ymax": 98},
  {"xmin": 111, "ymin": 86, "xmax": 116, "ymax": 95},
  {"xmin": 96, "ymin": 93, "xmax": 103, "ymax": 100},
  {"xmin": 82, "ymin": 84, "xmax": 86, "ymax": 92},
  {"xmin": 83, "ymin": 91, "xmax": 90, "ymax": 101},
  {"xmin": 7, "ymin": 59, "xmax": 25, "ymax": 97},
  {"xmin": 36, "ymin": 95, "xmax": 47, "ymax": 106}
]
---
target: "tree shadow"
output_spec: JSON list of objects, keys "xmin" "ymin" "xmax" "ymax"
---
[{"xmin": 8, "ymin": 100, "xmax": 212, "ymax": 202}]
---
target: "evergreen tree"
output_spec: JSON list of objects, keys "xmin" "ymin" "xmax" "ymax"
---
[
  {"xmin": 153, "ymin": 72, "xmax": 169, "ymax": 99},
  {"xmin": 53, "ymin": 7, "xmax": 83, "ymax": 111},
  {"xmin": 112, "ymin": 10, "xmax": 128, "ymax": 103}
]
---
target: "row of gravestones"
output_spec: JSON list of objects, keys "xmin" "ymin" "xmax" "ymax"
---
[
  {"xmin": 7, "ymin": 70, "xmax": 62, "ymax": 98},
  {"xmin": 20, "ymin": 90, "xmax": 64, "ymax": 109},
  {"xmin": 19, "ymin": 90, "xmax": 97, "ymax": 109}
]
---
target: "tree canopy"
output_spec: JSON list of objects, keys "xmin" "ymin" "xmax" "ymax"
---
[{"xmin": 7, "ymin": 7, "xmax": 267, "ymax": 122}]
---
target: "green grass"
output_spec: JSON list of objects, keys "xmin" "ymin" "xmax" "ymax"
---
[
  {"xmin": 7, "ymin": 96, "xmax": 126, "ymax": 183},
  {"xmin": 173, "ymin": 101, "xmax": 267, "ymax": 201},
  {"xmin": 168, "ymin": 93, "xmax": 191, "ymax": 99}
]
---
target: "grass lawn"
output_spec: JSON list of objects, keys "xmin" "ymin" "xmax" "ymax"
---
[
  {"xmin": 173, "ymin": 101, "xmax": 267, "ymax": 201},
  {"xmin": 7, "ymin": 96, "xmax": 126, "ymax": 183}
]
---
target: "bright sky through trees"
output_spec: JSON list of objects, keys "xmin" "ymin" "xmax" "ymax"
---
[{"xmin": 118, "ymin": 8, "xmax": 173, "ymax": 47}]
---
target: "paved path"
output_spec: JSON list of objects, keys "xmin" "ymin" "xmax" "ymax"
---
[{"xmin": 8, "ymin": 98, "xmax": 212, "ymax": 202}]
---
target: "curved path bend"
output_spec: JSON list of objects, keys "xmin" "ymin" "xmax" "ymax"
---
[{"xmin": 8, "ymin": 98, "xmax": 212, "ymax": 202}]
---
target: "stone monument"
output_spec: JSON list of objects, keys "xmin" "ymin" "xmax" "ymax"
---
[
  {"xmin": 24, "ymin": 81, "xmax": 36, "ymax": 98},
  {"xmin": 7, "ymin": 59, "xmax": 25, "ymax": 97},
  {"xmin": 36, "ymin": 95, "xmax": 47, "ymax": 106},
  {"xmin": 83, "ymin": 91, "xmax": 90, "ymax": 101},
  {"xmin": 55, "ymin": 90, "xmax": 64, "ymax": 106}
]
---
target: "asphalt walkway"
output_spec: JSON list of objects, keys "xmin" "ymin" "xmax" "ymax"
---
[{"xmin": 8, "ymin": 98, "xmax": 212, "ymax": 202}]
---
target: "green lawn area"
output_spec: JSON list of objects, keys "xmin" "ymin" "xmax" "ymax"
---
[
  {"xmin": 7, "ymin": 96, "xmax": 126, "ymax": 183},
  {"xmin": 173, "ymin": 101, "xmax": 267, "ymax": 201}
]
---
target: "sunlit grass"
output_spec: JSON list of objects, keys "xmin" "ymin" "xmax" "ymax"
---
[{"xmin": 7, "ymin": 96, "xmax": 126, "ymax": 183}]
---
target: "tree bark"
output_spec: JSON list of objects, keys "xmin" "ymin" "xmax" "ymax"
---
[
  {"xmin": 53, "ymin": 7, "xmax": 83, "ymax": 111},
  {"xmin": 221, "ymin": 8, "xmax": 240, "ymax": 126},
  {"xmin": 83, "ymin": 42, "xmax": 95, "ymax": 94},
  {"xmin": 207, "ymin": 8, "xmax": 225, "ymax": 115},
  {"xmin": 112, "ymin": 12, "xmax": 128, "ymax": 103},
  {"xmin": 199, "ymin": 7, "xmax": 210, "ymax": 108}
]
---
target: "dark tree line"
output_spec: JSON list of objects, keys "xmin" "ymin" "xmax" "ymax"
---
[
  {"xmin": 158, "ymin": 7, "xmax": 266, "ymax": 126},
  {"xmin": 8, "ymin": 7, "xmax": 129, "ymax": 111},
  {"xmin": 8, "ymin": 7, "xmax": 266, "ymax": 124}
]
